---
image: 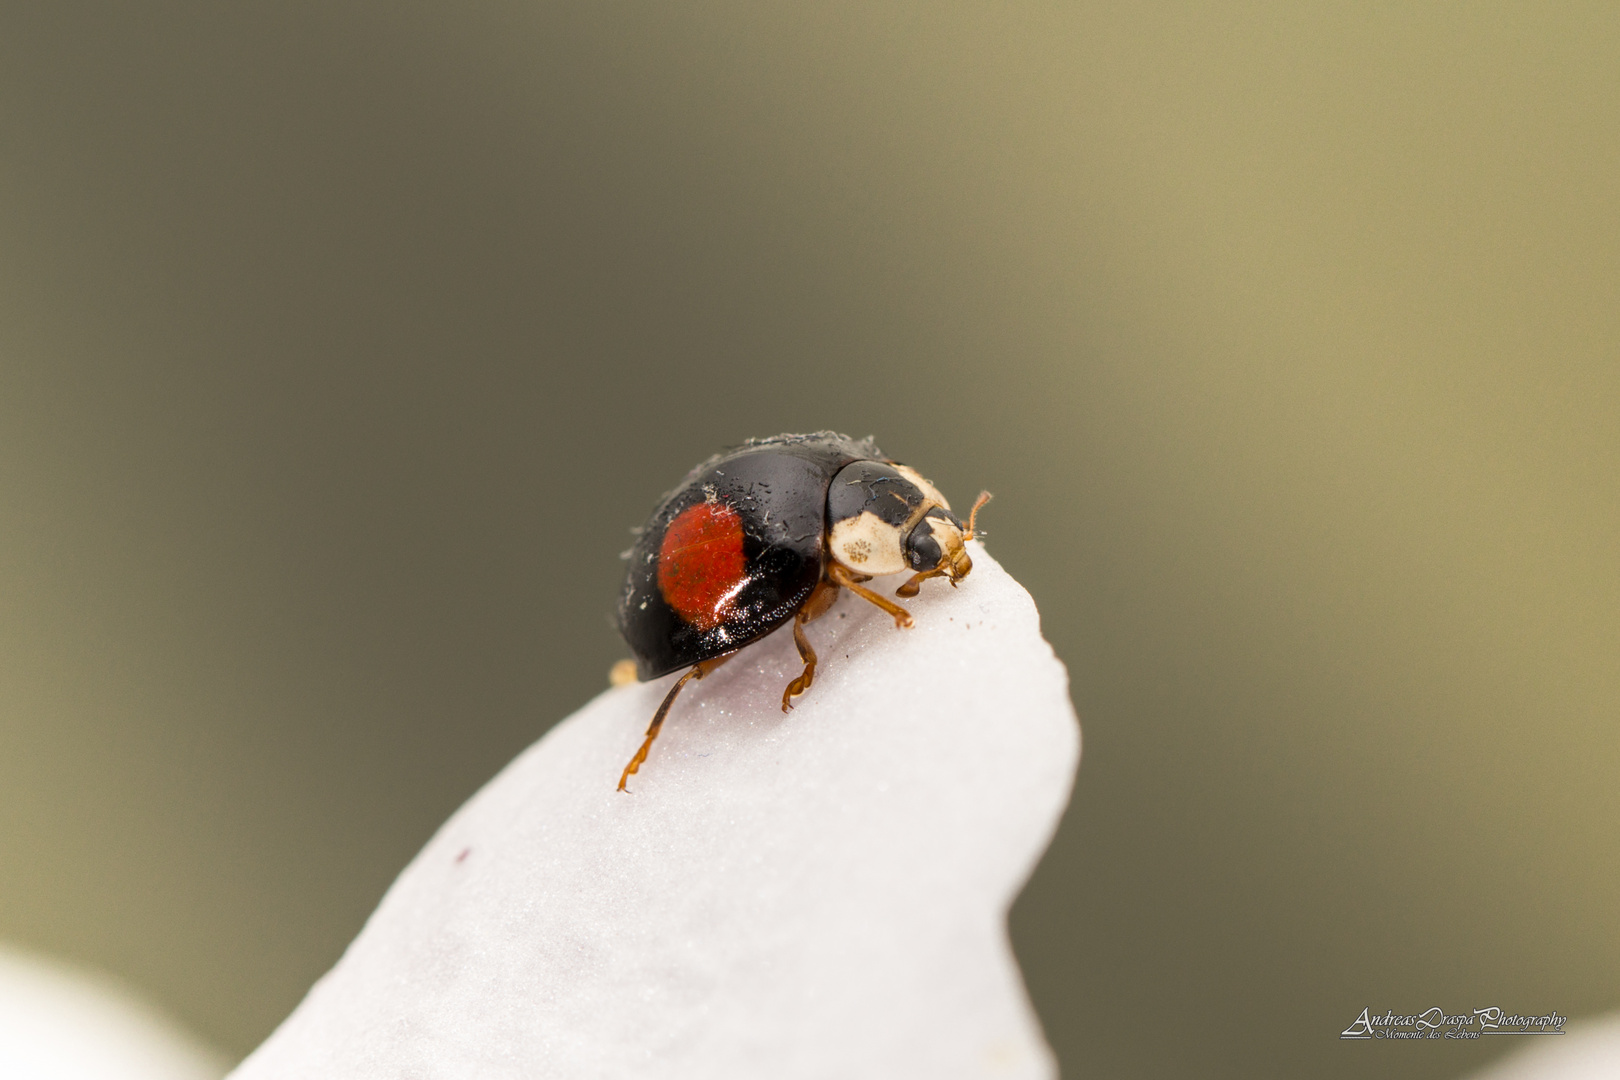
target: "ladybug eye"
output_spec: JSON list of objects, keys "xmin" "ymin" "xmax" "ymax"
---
[{"xmin": 904, "ymin": 520, "xmax": 943, "ymax": 570}]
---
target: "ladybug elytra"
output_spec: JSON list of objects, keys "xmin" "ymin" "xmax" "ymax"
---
[{"xmin": 614, "ymin": 432, "xmax": 990, "ymax": 790}]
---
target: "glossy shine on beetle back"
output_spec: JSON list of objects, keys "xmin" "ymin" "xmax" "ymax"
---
[
  {"xmin": 617, "ymin": 433, "xmax": 881, "ymax": 680},
  {"xmin": 614, "ymin": 432, "xmax": 990, "ymax": 790}
]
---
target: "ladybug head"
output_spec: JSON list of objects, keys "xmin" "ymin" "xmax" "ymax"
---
[{"xmin": 896, "ymin": 491, "xmax": 991, "ymax": 598}]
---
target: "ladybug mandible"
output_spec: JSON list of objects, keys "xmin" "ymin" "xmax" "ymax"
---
[{"xmin": 614, "ymin": 432, "xmax": 990, "ymax": 790}]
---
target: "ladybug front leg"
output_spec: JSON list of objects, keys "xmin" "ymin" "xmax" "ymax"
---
[
  {"xmin": 782, "ymin": 578, "xmax": 839, "ymax": 711},
  {"xmin": 895, "ymin": 565, "xmax": 949, "ymax": 598}
]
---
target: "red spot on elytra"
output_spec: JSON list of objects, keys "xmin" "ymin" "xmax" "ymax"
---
[{"xmin": 659, "ymin": 502, "xmax": 748, "ymax": 630}]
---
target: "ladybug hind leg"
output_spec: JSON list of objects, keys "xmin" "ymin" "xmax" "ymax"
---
[
  {"xmin": 782, "ymin": 578, "xmax": 840, "ymax": 711},
  {"xmin": 618, "ymin": 655, "xmax": 728, "ymax": 791}
]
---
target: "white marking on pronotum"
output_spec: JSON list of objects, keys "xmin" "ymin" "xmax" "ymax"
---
[
  {"xmin": 893, "ymin": 464, "xmax": 951, "ymax": 512},
  {"xmin": 926, "ymin": 515, "xmax": 965, "ymax": 553},
  {"xmin": 828, "ymin": 511, "xmax": 908, "ymax": 575}
]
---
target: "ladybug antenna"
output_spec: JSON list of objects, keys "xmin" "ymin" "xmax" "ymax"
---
[{"xmin": 962, "ymin": 490, "xmax": 992, "ymax": 542}]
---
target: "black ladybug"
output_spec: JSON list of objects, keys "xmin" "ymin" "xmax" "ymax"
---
[{"xmin": 614, "ymin": 432, "xmax": 990, "ymax": 790}]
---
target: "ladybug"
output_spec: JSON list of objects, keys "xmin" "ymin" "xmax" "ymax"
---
[{"xmin": 614, "ymin": 431, "xmax": 990, "ymax": 790}]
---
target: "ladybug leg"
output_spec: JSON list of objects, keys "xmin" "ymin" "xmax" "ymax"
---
[
  {"xmin": 782, "ymin": 579, "xmax": 839, "ymax": 712},
  {"xmin": 828, "ymin": 563, "xmax": 915, "ymax": 630},
  {"xmin": 618, "ymin": 655, "xmax": 727, "ymax": 792},
  {"xmin": 782, "ymin": 617, "xmax": 817, "ymax": 712},
  {"xmin": 895, "ymin": 565, "xmax": 949, "ymax": 598}
]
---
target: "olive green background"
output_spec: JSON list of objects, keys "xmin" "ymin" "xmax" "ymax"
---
[{"xmin": 2, "ymin": 4, "xmax": 1615, "ymax": 1078}]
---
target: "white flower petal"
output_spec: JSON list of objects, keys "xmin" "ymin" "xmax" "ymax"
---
[{"xmin": 233, "ymin": 546, "xmax": 1078, "ymax": 1080}]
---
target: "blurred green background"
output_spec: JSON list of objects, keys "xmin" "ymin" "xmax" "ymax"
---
[{"xmin": 1, "ymin": 3, "xmax": 1615, "ymax": 1077}]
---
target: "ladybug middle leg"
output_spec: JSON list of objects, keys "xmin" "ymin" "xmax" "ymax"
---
[{"xmin": 781, "ymin": 578, "xmax": 840, "ymax": 711}]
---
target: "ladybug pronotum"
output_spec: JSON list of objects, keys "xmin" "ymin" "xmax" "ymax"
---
[{"xmin": 614, "ymin": 432, "xmax": 990, "ymax": 790}]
